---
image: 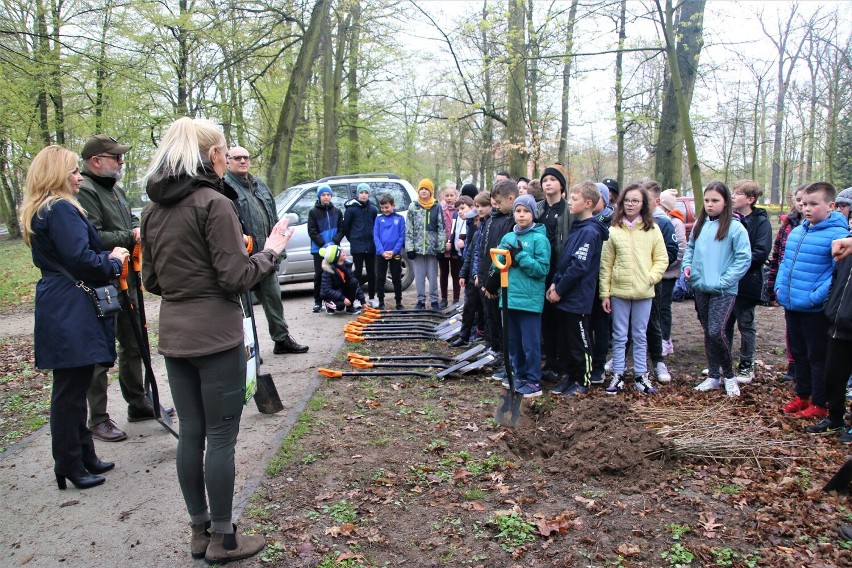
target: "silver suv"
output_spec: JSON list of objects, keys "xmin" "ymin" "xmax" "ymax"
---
[{"xmin": 275, "ymin": 174, "xmax": 416, "ymax": 291}]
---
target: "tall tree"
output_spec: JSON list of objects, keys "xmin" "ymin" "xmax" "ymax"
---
[
  {"xmin": 653, "ymin": 0, "xmax": 705, "ymax": 194},
  {"xmin": 505, "ymin": 0, "xmax": 527, "ymax": 178},
  {"xmin": 614, "ymin": 0, "xmax": 627, "ymax": 189},
  {"xmin": 557, "ymin": 0, "xmax": 579, "ymax": 167},
  {"xmin": 268, "ymin": 0, "xmax": 329, "ymax": 191}
]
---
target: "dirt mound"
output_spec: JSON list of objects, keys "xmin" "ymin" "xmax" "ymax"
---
[{"xmin": 500, "ymin": 397, "xmax": 670, "ymax": 485}]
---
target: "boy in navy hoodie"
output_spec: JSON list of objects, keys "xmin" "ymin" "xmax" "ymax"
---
[
  {"xmin": 343, "ymin": 183, "xmax": 379, "ymax": 307},
  {"xmin": 776, "ymin": 182, "xmax": 851, "ymax": 420},
  {"xmin": 308, "ymin": 184, "xmax": 343, "ymax": 312},
  {"xmin": 373, "ymin": 193, "xmax": 406, "ymax": 310},
  {"xmin": 547, "ymin": 182, "xmax": 608, "ymax": 395}
]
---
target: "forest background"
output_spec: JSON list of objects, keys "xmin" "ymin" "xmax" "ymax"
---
[{"xmin": 1, "ymin": 0, "xmax": 851, "ymax": 239}]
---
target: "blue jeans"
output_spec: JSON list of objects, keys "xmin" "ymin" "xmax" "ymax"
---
[
  {"xmin": 610, "ymin": 297, "xmax": 652, "ymax": 375},
  {"xmin": 507, "ymin": 309, "xmax": 542, "ymax": 387}
]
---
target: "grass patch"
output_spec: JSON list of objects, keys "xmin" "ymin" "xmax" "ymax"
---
[
  {"xmin": 0, "ymin": 237, "xmax": 39, "ymax": 308},
  {"xmin": 265, "ymin": 393, "xmax": 324, "ymax": 475}
]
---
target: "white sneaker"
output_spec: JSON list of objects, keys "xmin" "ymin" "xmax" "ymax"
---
[
  {"xmin": 694, "ymin": 377, "xmax": 721, "ymax": 391},
  {"xmin": 724, "ymin": 377, "xmax": 741, "ymax": 397},
  {"xmin": 368, "ymin": 298, "xmax": 380, "ymax": 308},
  {"xmin": 353, "ymin": 299, "xmax": 362, "ymax": 310},
  {"xmin": 655, "ymin": 361, "xmax": 672, "ymax": 383},
  {"xmin": 604, "ymin": 358, "xmax": 614, "ymax": 374},
  {"xmin": 701, "ymin": 368, "xmax": 709, "ymax": 376},
  {"xmin": 735, "ymin": 363, "xmax": 754, "ymax": 384},
  {"xmin": 662, "ymin": 339, "xmax": 674, "ymax": 356}
]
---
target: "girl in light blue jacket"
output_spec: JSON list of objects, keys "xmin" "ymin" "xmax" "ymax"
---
[{"xmin": 682, "ymin": 182, "xmax": 751, "ymax": 397}]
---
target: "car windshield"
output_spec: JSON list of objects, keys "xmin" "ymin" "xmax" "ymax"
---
[{"xmin": 275, "ymin": 184, "xmax": 308, "ymax": 217}]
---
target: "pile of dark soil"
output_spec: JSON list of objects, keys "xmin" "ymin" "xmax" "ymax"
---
[{"xmin": 503, "ymin": 398, "xmax": 669, "ymax": 483}]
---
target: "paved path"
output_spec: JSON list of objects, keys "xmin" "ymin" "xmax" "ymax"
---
[{"xmin": 0, "ymin": 284, "xmax": 340, "ymax": 567}]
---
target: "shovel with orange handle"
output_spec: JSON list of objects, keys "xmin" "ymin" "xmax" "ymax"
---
[{"xmin": 490, "ymin": 248, "xmax": 522, "ymax": 428}]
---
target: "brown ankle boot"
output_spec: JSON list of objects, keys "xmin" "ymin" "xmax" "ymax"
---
[
  {"xmin": 205, "ymin": 527, "xmax": 266, "ymax": 565},
  {"xmin": 190, "ymin": 522, "xmax": 211, "ymax": 559}
]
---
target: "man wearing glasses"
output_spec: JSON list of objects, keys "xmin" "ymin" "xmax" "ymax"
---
[
  {"xmin": 224, "ymin": 146, "xmax": 309, "ymax": 356},
  {"xmin": 78, "ymin": 134, "xmax": 175, "ymax": 442}
]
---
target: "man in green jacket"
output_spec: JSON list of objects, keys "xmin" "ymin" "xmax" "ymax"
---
[
  {"xmin": 225, "ymin": 146, "xmax": 308, "ymax": 355},
  {"xmin": 77, "ymin": 134, "xmax": 174, "ymax": 442}
]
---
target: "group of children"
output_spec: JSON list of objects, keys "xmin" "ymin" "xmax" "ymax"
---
[{"xmin": 305, "ymin": 172, "xmax": 852, "ymax": 438}]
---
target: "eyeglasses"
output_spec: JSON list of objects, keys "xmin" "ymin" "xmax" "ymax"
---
[
  {"xmin": 95, "ymin": 154, "xmax": 123, "ymax": 162},
  {"xmin": 229, "ymin": 155, "xmax": 250, "ymax": 162},
  {"xmin": 623, "ymin": 199, "xmax": 642, "ymax": 205}
]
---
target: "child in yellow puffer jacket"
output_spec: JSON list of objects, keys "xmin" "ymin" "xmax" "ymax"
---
[{"xmin": 599, "ymin": 183, "xmax": 668, "ymax": 395}]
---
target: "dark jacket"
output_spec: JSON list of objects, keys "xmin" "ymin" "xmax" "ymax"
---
[
  {"xmin": 459, "ymin": 218, "xmax": 478, "ymax": 281},
  {"xmin": 766, "ymin": 210, "xmax": 801, "ymax": 301},
  {"xmin": 223, "ymin": 171, "xmax": 278, "ymax": 250},
  {"xmin": 320, "ymin": 259, "xmax": 365, "ymax": 304},
  {"xmin": 77, "ymin": 165, "xmax": 139, "ymax": 250},
  {"xmin": 373, "ymin": 211, "xmax": 406, "ymax": 255},
  {"xmin": 737, "ymin": 207, "xmax": 773, "ymax": 303},
  {"xmin": 653, "ymin": 210, "xmax": 679, "ymax": 267},
  {"xmin": 478, "ymin": 210, "xmax": 514, "ymax": 290},
  {"xmin": 552, "ymin": 217, "xmax": 609, "ymax": 314},
  {"xmin": 826, "ymin": 254, "xmax": 852, "ymax": 341},
  {"xmin": 536, "ymin": 198, "xmax": 575, "ymax": 281},
  {"xmin": 141, "ymin": 170, "xmax": 279, "ymax": 358},
  {"xmin": 343, "ymin": 198, "xmax": 378, "ymax": 254},
  {"xmin": 307, "ymin": 200, "xmax": 343, "ymax": 254},
  {"xmin": 30, "ymin": 200, "xmax": 122, "ymax": 369}
]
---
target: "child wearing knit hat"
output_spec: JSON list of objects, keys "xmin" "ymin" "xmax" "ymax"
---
[
  {"xmin": 308, "ymin": 184, "xmax": 343, "ymax": 312},
  {"xmin": 491, "ymin": 193, "xmax": 551, "ymax": 397},
  {"xmin": 405, "ymin": 178, "xmax": 445, "ymax": 309},
  {"xmin": 319, "ymin": 245, "xmax": 365, "ymax": 315}
]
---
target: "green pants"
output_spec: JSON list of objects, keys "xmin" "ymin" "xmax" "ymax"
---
[
  {"xmin": 257, "ymin": 270, "xmax": 289, "ymax": 341},
  {"xmin": 165, "ymin": 344, "xmax": 246, "ymax": 533},
  {"xmin": 87, "ymin": 285, "xmax": 147, "ymax": 426}
]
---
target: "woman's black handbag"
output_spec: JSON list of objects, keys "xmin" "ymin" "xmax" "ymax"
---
[{"xmin": 50, "ymin": 261, "xmax": 122, "ymax": 318}]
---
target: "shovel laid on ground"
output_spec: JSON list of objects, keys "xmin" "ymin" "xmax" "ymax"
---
[
  {"xmin": 349, "ymin": 352, "xmax": 494, "ymax": 377},
  {"xmin": 344, "ymin": 321, "xmax": 462, "ymax": 342},
  {"xmin": 121, "ymin": 252, "xmax": 178, "ymax": 438},
  {"xmin": 319, "ymin": 368, "xmax": 435, "ymax": 379},
  {"xmin": 244, "ymin": 293, "xmax": 285, "ymax": 414},
  {"xmin": 362, "ymin": 302, "xmax": 462, "ymax": 316},
  {"xmin": 346, "ymin": 343, "xmax": 486, "ymax": 364},
  {"xmin": 491, "ymin": 248, "xmax": 522, "ymax": 428}
]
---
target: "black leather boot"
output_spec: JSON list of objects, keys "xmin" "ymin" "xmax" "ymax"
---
[{"xmin": 83, "ymin": 458, "xmax": 115, "ymax": 475}]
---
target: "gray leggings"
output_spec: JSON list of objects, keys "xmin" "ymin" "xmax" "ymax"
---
[{"xmin": 165, "ymin": 344, "xmax": 246, "ymax": 533}]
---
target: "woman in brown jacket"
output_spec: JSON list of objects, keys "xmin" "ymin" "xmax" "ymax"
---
[{"xmin": 141, "ymin": 117, "xmax": 292, "ymax": 564}]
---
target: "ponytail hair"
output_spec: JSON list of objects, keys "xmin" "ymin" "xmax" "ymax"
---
[
  {"xmin": 19, "ymin": 145, "xmax": 85, "ymax": 247},
  {"xmin": 142, "ymin": 117, "xmax": 225, "ymax": 184}
]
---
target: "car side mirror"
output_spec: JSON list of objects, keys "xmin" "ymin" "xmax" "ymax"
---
[{"xmin": 284, "ymin": 212, "xmax": 300, "ymax": 225}]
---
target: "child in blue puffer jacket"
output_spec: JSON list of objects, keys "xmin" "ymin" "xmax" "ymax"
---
[{"xmin": 775, "ymin": 182, "xmax": 851, "ymax": 421}]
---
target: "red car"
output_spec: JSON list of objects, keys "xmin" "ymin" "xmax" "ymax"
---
[{"xmin": 675, "ymin": 197, "xmax": 696, "ymax": 234}]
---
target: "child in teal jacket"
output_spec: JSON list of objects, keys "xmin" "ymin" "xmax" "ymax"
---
[{"xmin": 495, "ymin": 195, "xmax": 550, "ymax": 397}]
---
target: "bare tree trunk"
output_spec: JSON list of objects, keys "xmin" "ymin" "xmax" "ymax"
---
[
  {"xmin": 321, "ymin": 25, "xmax": 335, "ymax": 174},
  {"xmin": 49, "ymin": 0, "xmax": 64, "ymax": 144},
  {"xmin": 35, "ymin": 0, "xmax": 51, "ymax": 145},
  {"xmin": 506, "ymin": 0, "xmax": 527, "ymax": 178},
  {"xmin": 346, "ymin": 1, "xmax": 361, "ymax": 172},
  {"xmin": 526, "ymin": 0, "xmax": 538, "ymax": 177},
  {"xmin": 175, "ymin": 0, "xmax": 190, "ymax": 116},
  {"xmin": 0, "ymin": 139, "xmax": 22, "ymax": 239},
  {"xmin": 653, "ymin": 0, "xmax": 705, "ymax": 192},
  {"xmin": 480, "ymin": 1, "xmax": 494, "ymax": 184},
  {"xmin": 94, "ymin": 5, "xmax": 113, "ymax": 133},
  {"xmin": 557, "ymin": 0, "xmax": 579, "ymax": 166},
  {"xmin": 614, "ymin": 0, "xmax": 626, "ymax": 189},
  {"xmin": 655, "ymin": 0, "xmax": 703, "ymax": 202},
  {"xmin": 268, "ymin": 0, "xmax": 329, "ymax": 191}
]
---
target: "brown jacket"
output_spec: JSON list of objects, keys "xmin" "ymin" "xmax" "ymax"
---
[{"xmin": 141, "ymin": 170, "xmax": 278, "ymax": 358}]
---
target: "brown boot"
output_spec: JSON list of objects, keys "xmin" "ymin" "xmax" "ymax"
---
[
  {"xmin": 190, "ymin": 522, "xmax": 211, "ymax": 559},
  {"xmin": 205, "ymin": 527, "xmax": 266, "ymax": 565}
]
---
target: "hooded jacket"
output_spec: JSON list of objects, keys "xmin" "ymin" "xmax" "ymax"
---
[
  {"xmin": 663, "ymin": 209, "xmax": 687, "ymax": 280},
  {"xmin": 320, "ymin": 258, "xmax": 365, "ymax": 305},
  {"xmin": 766, "ymin": 210, "xmax": 801, "ymax": 299},
  {"xmin": 682, "ymin": 217, "xmax": 752, "ymax": 296},
  {"xmin": 141, "ymin": 170, "xmax": 279, "ymax": 357},
  {"xmin": 552, "ymin": 217, "xmax": 610, "ymax": 314},
  {"xmin": 495, "ymin": 223, "xmax": 551, "ymax": 314},
  {"xmin": 307, "ymin": 199, "xmax": 343, "ymax": 254},
  {"xmin": 776, "ymin": 211, "xmax": 850, "ymax": 312},
  {"xmin": 405, "ymin": 200, "xmax": 445, "ymax": 255},
  {"xmin": 599, "ymin": 220, "xmax": 668, "ymax": 300},
  {"xmin": 736, "ymin": 207, "xmax": 773, "ymax": 303},
  {"xmin": 77, "ymin": 164, "xmax": 139, "ymax": 251},
  {"xmin": 343, "ymin": 198, "xmax": 378, "ymax": 254}
]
